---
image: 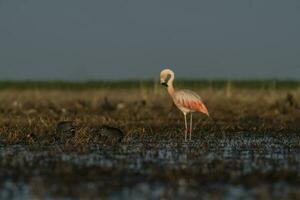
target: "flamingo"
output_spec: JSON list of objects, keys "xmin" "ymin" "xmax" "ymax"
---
[{"xmin": 160, "ymin": 69, "xmax": 209, "ymax": 141}]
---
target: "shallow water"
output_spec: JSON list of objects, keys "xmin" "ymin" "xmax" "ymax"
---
[{"xmin": 1, "ymin": 134, "xmax": 300, "ymax": 199}]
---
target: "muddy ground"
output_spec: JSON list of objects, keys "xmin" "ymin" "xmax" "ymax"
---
[{"xmin": 0, "ymin": 88, "xmax": 300, "ymax": 199}]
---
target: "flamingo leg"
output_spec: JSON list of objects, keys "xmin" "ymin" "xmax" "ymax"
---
[
  {"xmin": 184, "ymin": 113, "xmax": 187, "ymax": 141},
  {"xmin": 189, "ymin": 113, "xmax": 193, "ymax": 140}
]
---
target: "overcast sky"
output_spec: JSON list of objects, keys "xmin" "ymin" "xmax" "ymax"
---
[{"xmin": 0, "ymin": 0, "xmax": 300, "ymax": 80}]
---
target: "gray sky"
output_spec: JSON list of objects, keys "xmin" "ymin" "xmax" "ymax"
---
[{"xmin": 0, "ymin": 0, "xmax": 300, "ymax": 80}]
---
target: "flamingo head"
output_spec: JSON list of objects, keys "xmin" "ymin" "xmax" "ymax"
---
[{"xmin": 160, "ymin": 69, "xmax": 174, "ymax": 87}]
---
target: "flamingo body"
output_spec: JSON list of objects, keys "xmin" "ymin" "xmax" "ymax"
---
[
  {"xmin": 173, "ymin": 89, "xmax": 209, "ymax": 116},
  {"xmin": 160, "ymin": 69, "xmax": 209, "ymax": 141}
]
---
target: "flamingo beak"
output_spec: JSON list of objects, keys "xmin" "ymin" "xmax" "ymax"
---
[
  {"xmin": 161, "ymin": 75, "xmax": 170, "ymax": 87},
  {"xmin": 161, "ymin": 82, "xmax": 168, "ymax": 87}
]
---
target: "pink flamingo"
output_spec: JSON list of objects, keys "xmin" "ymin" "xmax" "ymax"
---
[{"xmin": 160, "ymin": 69, "xmax": 209, "ymax": 141}]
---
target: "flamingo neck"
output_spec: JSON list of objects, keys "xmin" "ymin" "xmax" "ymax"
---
[{"xmin": 167, "ymin": 81, "xmax": 175, "ymax": 96}]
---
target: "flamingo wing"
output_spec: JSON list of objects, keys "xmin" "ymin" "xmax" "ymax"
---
[{"xmin": 173, "ymin": 89, "xmax": 209, "ymax": 116}]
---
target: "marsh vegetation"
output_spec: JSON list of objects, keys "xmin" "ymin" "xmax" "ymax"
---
[{"xmin": 0, "ymin": 82, "xmax": 300, "ymax": 199}]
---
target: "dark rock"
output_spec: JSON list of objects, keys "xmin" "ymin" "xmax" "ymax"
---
[
  {"xmin": 95, "ymin": 125, "xmax": 124, "ymax": 142},
  {"xmin": 56, "ymin": 121, "xmax": 76, "ymax": 137}
]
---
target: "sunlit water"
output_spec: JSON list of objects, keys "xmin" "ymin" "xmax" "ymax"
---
[{"xmin": 1, "ymin": 134, "xmax": 300, "ymax": 199}]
